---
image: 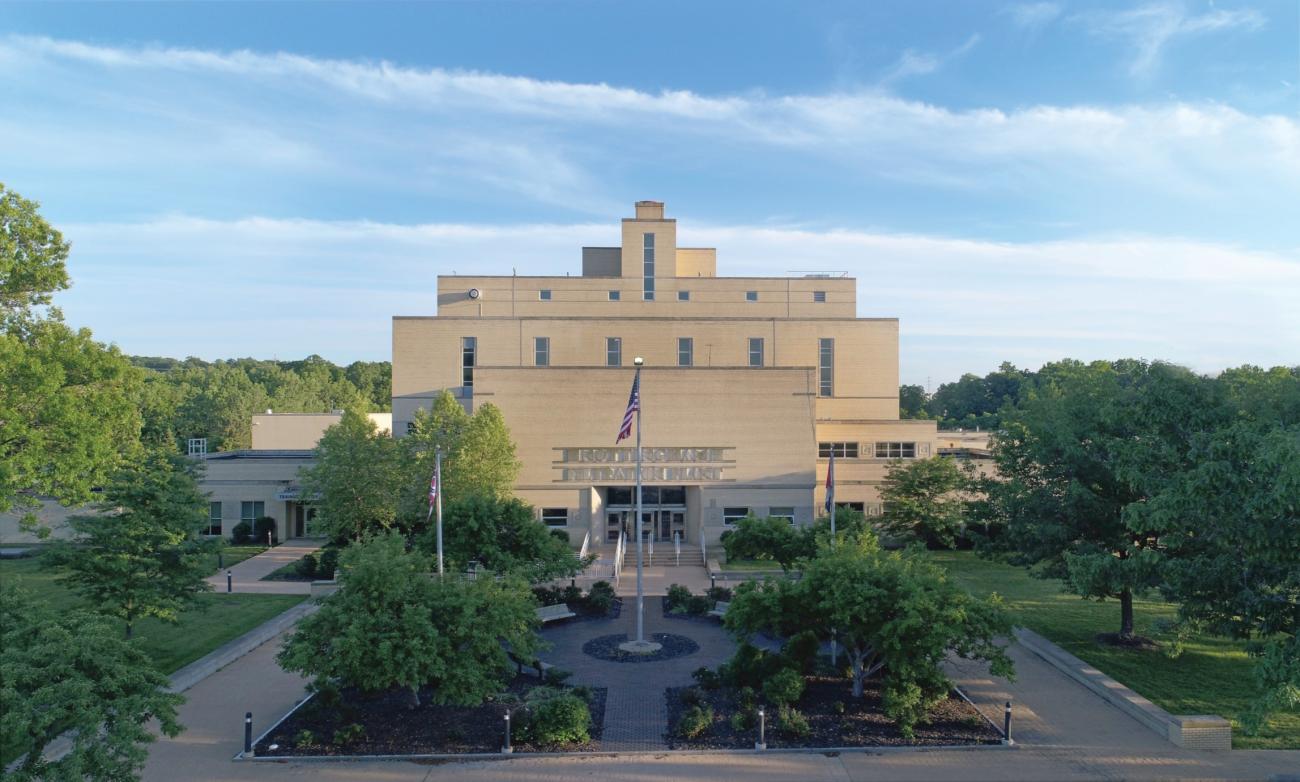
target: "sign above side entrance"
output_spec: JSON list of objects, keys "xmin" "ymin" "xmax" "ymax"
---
[{"xmin": 553, "ymin": 447, "xmax": 734, "ymax": 483}]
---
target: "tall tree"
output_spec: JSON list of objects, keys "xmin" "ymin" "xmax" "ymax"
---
[
  {"xmin": 299, "ymin": 408, "xmax": 402, "ymax": 542},
  {"xmin": 46, "ymin": 451, "xmax": 214, "ymax": 637},
  {"xmin": 720, "ymin": 515, "xmax": 814, "ymax": 572},
  {"xmin": 0, "ymin": 586, "xmax": 184, "ymax": 782},
  {"xmin": 435, "ymin": 494, "xmax": 586, "ymax": 581},
  {"xmin": 878, "ymin": 456, "xmax": 970, "ymax": 548},
  {"xmin": 898, "ymin": 384, "xmax": 929, "ymax": 419},
  {"xmin": 278, "ymin": 532, "xmax": 538, "ymax": 708},
  {"xmin": 0, "ymin": 184, "xmax": 142, "ymax": 528}
]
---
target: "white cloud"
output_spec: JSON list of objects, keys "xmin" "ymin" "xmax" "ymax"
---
[
  {"xmin": 1077, "ymin": 3, "xmax": 1266, "ymax": 78},
  {"xmin": 879, "ymin": 35, "xmax": 982, "ymax": 85},
  {"xmin": 1002, "ymin": 2, "xmax": 1065, "ymax": 32},
  {"xmin": 58, "ymin": 215, "xmax": 1300, "ymax": 385}
]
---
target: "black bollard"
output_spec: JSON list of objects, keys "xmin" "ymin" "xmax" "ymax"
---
[
  {"xmin": 1003, "ymin": 701, "xmax": 1013, "ymax": 745},
  {"xmin": 244, "ymin": 712, "xmax": 253, "ymax": 756},
  {"xmin": 502, "ymin": 712, "xmax": 513, "ymax": 754},
  {"xmin": 226, "ymin": 570, "xmax": 233, "ymax": 593}
]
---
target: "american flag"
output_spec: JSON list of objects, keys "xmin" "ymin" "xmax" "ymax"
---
[
  {"xmin": 429, "ymin": 461, "xmax": 439, "ymax": 505},
  {"xmin": 616, "ymin": 372, "xmax": 640, "ymax": 443},
  {"xmin": 824, "ymin": 450, "xmax": 835, "ymax": 515}
]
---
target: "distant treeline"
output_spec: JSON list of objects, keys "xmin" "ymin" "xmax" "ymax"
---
[
  {"xmin": 903, "ymin": 360, "xmax": 1300, "ymax": 431},
  {"xmin": 129, "ymin": 355, "xmax": 391, "ymax": 452}
]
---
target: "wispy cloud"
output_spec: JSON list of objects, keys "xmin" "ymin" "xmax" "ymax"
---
[
  {"xmin": 1002, "ymin": 2, "xmax": 1065, "ymax": 33},
  {"xmin": 879, "ymin": 34, "xmax": 982, "ymax": 85},
  {"xmin": 1077, "ymin": 3, "xmax": 1266, "ymax": 78},
  {"xmin": 58, "ymin": 215, "xmax": 1299, "ymax": 384}
]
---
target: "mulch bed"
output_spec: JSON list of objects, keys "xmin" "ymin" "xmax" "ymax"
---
[
  {"xmin": 255, "ymin": 675, "xmax": 606, "ymax": 756},
  {"xmin": 665, "ymin": 676, "xmax": 1001, "ymax": 749},
  {"xmin": 582, "ymin": 632, "xmax": 700, "ymax": 663}
]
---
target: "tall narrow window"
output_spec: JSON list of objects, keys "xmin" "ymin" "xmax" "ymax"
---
[
  {"xmin": 606, "ymin": 337, "xmax": 622, "ymax": 367},
  {"xmin": 678, "ymin": 337, "xmax": 693, "ymax": 367},
  {"xmin": 534, "ymin": 337, "xmax": 550, "ymax": 367},
  {"xmin": 461, "ymin": 337, "xmax": 476, "ymax": 388},
  {"xmin": 643, "ymin": 232, "xmax": 655, "ymax": 301},
  {"xmin": 207, "ymin": 502, "xmax": 222, "ymax": 536},
  {"xmin": 818, "ymin": 338, "xmax": 834, "ymax": 397},
  {"xmin": 748, "ymin": 337, "xmax": 764, "ymax": 367}
]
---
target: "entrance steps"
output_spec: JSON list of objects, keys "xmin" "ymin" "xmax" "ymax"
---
[{"xmin": 647, "ymin": 543, "xmax": 704, "ymax": 568}]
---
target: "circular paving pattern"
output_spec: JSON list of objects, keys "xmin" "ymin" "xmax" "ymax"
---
[{"xmin": 582, "ymin": 632, "xmax": 700, "ymax": 663}]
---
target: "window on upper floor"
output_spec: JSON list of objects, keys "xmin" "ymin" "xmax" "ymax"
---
[
  {"xmin": 874, "ymin": 442, "xmax": 917, "ymax": 459},
  {"xmin": 539, "ymin": 289, "xmax": 552, "ymax": 301},
  {"xmin": 606, "ymin": 337, "xmax": 622, "ymax": 367},
  {"xmin": 748, "ymin": 337, "xmax": 764, "ymax": 367},
  {"xmin": 534, "ymin": 336, "xmax": 550, "ymax": 367},
  {"xmin": 678, "ymin": 290, "xmax": 690, "ymax": 301},
  {"xmin": 462, "ymin": 337, "xmax": 476, "ymax": 388},
  {"xmin": 818, "ymin": 442, "xmax": 859, "ymax": 458},
  {"xmin": 745, "ymin": 290, "xmax": 758, "ymax": 302},
  {"xmin": 678, "ymin": 337, "xmax": 693, "ymax": 367},
  {"xmin": 813, "ymin": 290, "xmax": 827, "ymax": 303},
  {"xmin": 818, "ymin": 338, "xmax": 834, "ymax": 397},
  {"xmin": 643, "ymin": 233, "xmax": 655, "ymax": 301},
  {"xmin": 609, "ymin": 290, "xmax": 621, "ymax": 301}
]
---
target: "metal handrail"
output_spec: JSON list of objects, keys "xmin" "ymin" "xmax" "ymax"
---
[
  {"xmin": 578, "ymin": 530, "xmax": 591, "ymax": 561},
  {"xmin": 699, "ymin": 525, "xmax": 707, "ymax": 564},
  {"xmin": 674, "ymin": 531, "xmax": 681, "ymax": 566}
]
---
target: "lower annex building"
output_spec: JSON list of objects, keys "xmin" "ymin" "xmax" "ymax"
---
[{"xmin": 393, "ymin": 201, "xmax": 938, "ymax": 549}]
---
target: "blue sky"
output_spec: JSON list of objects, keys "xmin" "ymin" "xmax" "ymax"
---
[{"xmin": 1, "ymin": 1, "xmax": 1296, "ymax": 387}]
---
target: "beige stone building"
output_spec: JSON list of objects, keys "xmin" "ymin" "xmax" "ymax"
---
[{"xmin": 392, "ymin": 202, "xmax": 937, "ymax": 548}]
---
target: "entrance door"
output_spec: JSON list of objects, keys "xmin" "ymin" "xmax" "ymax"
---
[
  {"xmin": 607, "ymin": 512, "xmax": 622, "ymax": 542},
  {"xmin": 641, "ymin": 512, "xmax": 654, "ymax": 541},
  {"xmin": 658, "ymin": 511, "xmax": 674, "ymax": 541}
]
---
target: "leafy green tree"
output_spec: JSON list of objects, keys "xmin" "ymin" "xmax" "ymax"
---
[
  {"xmin": 299, "ymin": 408, "xmax": 402, "ymax": 542},
  {"xmin": 981, "ymin": 359, "xmax": 1218, "ymax": 640},
  {"xmin": 277, "ymin": 532, "xmax": 538, "ymax": 708},
  {"xmin": 724, "ymin": 539, "xmax": 1013, "ymax": 735},
  {"xmin": 433, "ymin": 495, "xmax": 586, "ymax": 581},
  {"xmin": 46, "ymin": 451, "xmax": 214, "ymax": 637},
  {"xmin": 878, "ymin": 456, "xmax": 970, "ymax": 548},
  {"xmin": 720, "ymin": 515, "xmax": 814, "ymax": 572},
  {"xmin": 1, "ymin": 585, "xmax": 184, "ymax": 781},
  {"xmin": 898, "ymin": 384, "xmax": 929, "ymax": 419},
  {"xmin": 0, "ymin": 185, "xmax": 143, "ymax": 526},
  {"xmin": 926, "ymin": 362, "xmax": 1029, "ymax": 430}
]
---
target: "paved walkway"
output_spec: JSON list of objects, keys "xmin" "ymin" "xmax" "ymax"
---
[
  {"xmin": 539, "ymin": 596, "xmax": 734, "ymax": 750},
  {"xmin": 206, "ymin": 538, "xmax": 323, "ymax": 595}
]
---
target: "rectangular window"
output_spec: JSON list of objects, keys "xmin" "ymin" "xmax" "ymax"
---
[
  {"xmin": 874, "ymin": 442, "xmax": 918, "ymax": 459},
  {"xmin": 643, "ymin": 232, "xmax": 655, "ymax": 301},
  {"xmin": 462, "ymin": 337, "xmax": 476, "ymax": 388},
  {"xmin": 539, "ymin": 289, "xmax": 552, "ymax": 301},
  {"xmin": 818, "ymin": 442, "xmax": 859, "ymax": 458},
  {"xmin": 534, "ymin": 337, "xmax": 550, "ymax": 367},
  {"xmin": 769, "ymin": 507, "xmax": 795, "ymax": 524},
  {"xmin": 748, "ymin": 337, "xmax": 764, "ymax": 367},
  {"xmin": 541, "ymin": 508, "xmax": 569, "ymax": 527},
  {"xmin": 678, "ymin": 290, "xmax": 690, "ymax": 301},
  {"xmin": 745, "ymin": 290, "xmax": 758, "ymax": 302},
  {"xmin": 240, "ymin": 501, "xmax": 264, "ymax": 524},
  {"xmin": 608, "ymin": 290, "xmax": 620, "ymax": 301},
  {"xmin": 406, "ymin": 421, "xmax": 416, "ymax": 434},
  {"xmin": 836, "ymin": 501, "xmax": 866, "ymax": 513},
  {"xmin": 207, "ymin": 502, "xmax": 222, "ymax": 536},
  {"xmin": 606, "ymin": 337, "xmax": 622, "ymax": 367},
  {"xmin": 818, "ymin": 338, "xmax": 834, "ymax": 397},
  {"xmin": 813, "ymin": 290, "xmax": 827, "ymax": 303},
  {"xmin": 678, "ymin": 337, "xmax": 693, "ymax": 367},
  {"xmin": 722, "ymin": 507, "xmax": 750, "ymax": 526}
]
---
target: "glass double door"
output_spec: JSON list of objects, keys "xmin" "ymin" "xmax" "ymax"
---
[{"xmin": 605, "ymin": 509, "xmax": 685, "ymax": 541}]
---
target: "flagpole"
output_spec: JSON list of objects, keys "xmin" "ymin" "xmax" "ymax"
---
[
  {"xmin": 633, "ymin": 357, "xmax": 645, "ymax": 645},
  {"xmin": 829, "ymin": 450, "xmax": 836, "ymax": 545},
  {"xmin": 435, "ymin": 446, "xmax": 444, "ymax": 576}
]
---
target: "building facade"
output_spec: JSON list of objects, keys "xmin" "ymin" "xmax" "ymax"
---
[{"xmin": 392, "ymin": 201, "xmax": 937, "ymax": 548}]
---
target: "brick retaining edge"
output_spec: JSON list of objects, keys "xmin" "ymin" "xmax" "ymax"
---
[{"xmin": 1013, "ymin": 628, "xmax": 1232, "ymax": 751}]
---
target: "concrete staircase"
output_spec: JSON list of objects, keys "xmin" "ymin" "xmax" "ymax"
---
[{"xmin": 647, "ymin": 542, "xmax": 704, "ymax": 568}]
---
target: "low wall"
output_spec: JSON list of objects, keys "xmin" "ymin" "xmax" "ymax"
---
[{"xmin": 1015, "ymin": 628, "xmax": 1231, "ymax": 751}]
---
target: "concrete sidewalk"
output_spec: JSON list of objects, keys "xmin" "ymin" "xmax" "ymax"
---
[{"xmin": 206, "ymin": 539, "xmax": 323, "ymax": 595}]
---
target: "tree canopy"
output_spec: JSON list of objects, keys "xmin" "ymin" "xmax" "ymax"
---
[
  {"xmin": 298, "ymin": 408, "xmax": 403, "ymax": 543},
  {"xmin": 46, "ymin": 451, "xmax": 215, "ymax": 637},
  {"xmin": 432, "ymin": 494, "xmax": 587, "ymax": 582},
  {"xmin": 878, "ymin": 456, "xmax": 970, "ymax": 548},
  {"xmin": 277, "ymin": 533, "xmax": 538, "ymax": 708},
  {"xmin": 720, "ymin": 515, "xmax": 814, "ymax": 572},
  {"xmin": 0, "ymin": 586, "xmax": 183, "ymax": 781}
]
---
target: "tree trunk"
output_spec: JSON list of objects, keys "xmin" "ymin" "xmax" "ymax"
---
[
  {"xmin": 1119, "ymin": 588, "xmax": 1134, "ymax": 640},
  {"xmin": 851, "ymin": 651, "xmax": 865, "ymax": 698},
  {"xmin": 407, "ymin": 686, "xmax": 421, "ymax": 709}
]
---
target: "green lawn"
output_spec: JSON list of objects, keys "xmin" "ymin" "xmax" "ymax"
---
[
  {"xmin": 0, "ymin": 557, "xmax": 305, "ymax": 674},
  {"xmin": 207, "ymin": 544, "xmax": 268, "ymax": 574},
  {"xmin": 931, "ymin": 550, "xmax": 1299, "ymax": 749},
  {"xmin": 718, "ymin": 558, "xmax": 792, "ymax": 572}
]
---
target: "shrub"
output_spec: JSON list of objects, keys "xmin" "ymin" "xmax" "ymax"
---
[
  {"xmin": 532, "ymin": 585, "xmax": 565, "ymax": 605},
  {"xmin": 549, "ymin": 529, "xmax": 571, "ymax": 545},
  {"xmin": 317, "ymin": 548, "xmax": 340, "ymax": 579},
  {"xmin": 675, "ymin": 704, "xmax": 713, "ymax": 739},
  {"xmin": 584, "ymin": 583, "xmax": 614, "ymax": 614},
  {"xmin": 782, "ymin": 630, "xmax": 821, "ymax": 674},
  {"xmin": 524, "ymin": 690, "xmax": 590, "ymax": 744},
  {"xmin": 729, "ymin": 709, "xmax": 755, "ymax": 731},
  {"xmin": 832, "ymin": 700, "xmax": 846, "ymax": 715},
  {"xmin": 332, "ymin": 723, "xmax": 366, "ymax": 746},
  {"xmin": 720, "ymin": 643, "xmax": 779, "ymax": 690},
  {"xmin": 762, "ymin": 667, "xmax": 805, "ymax": 706},
  {"xmin": 684, "ymin": 595, "xmax": 711, "ymax": 615},
  {"xmin": 691, "ymin": 666, "xmax": 722, "ymax": 690},
  {"xmin": 679, "ymin": 687, "xmax": 703, "ymax": 707},
  {"xmin": 293, "ymin": 729, "xmax": 316, "ymax": 747},
  {"xmin": 253, "ymin": 516, "xmax": 278, "ymax": 544},
  {"xmin": 571, "ymin": 685, "xmax": 592, "ymax": 701},
  {"xmin": 666, "ymin": 583, "xmax": 692, "ymax": 611},
  {"xmin": 543, "ymin": 667, "xmax": 573, "ymax": 686},
  {"xmin": 588, "ymin": 580, "xmax": 616, "ymax": 601},
  {"xmin": 295, "ymin": 553, "xmax": 319, "ymax": 579},
  {"xmin": 230, "ymin": 521, "xmax": 253, "ymax": 545},
  {"xmin": 777, "ymin": 706, "xmax": 811, "ymax": 738},
  {"xmin": 706, "ymin": 585, "xmax": 733, "ymax": 602},
  {"xmin": 737, "ymin": 686, "xmax": 758, "ymax": 711},
  {"xmin": 562, "ymin": 584, "xmax": 583, "ymax": 604}
]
